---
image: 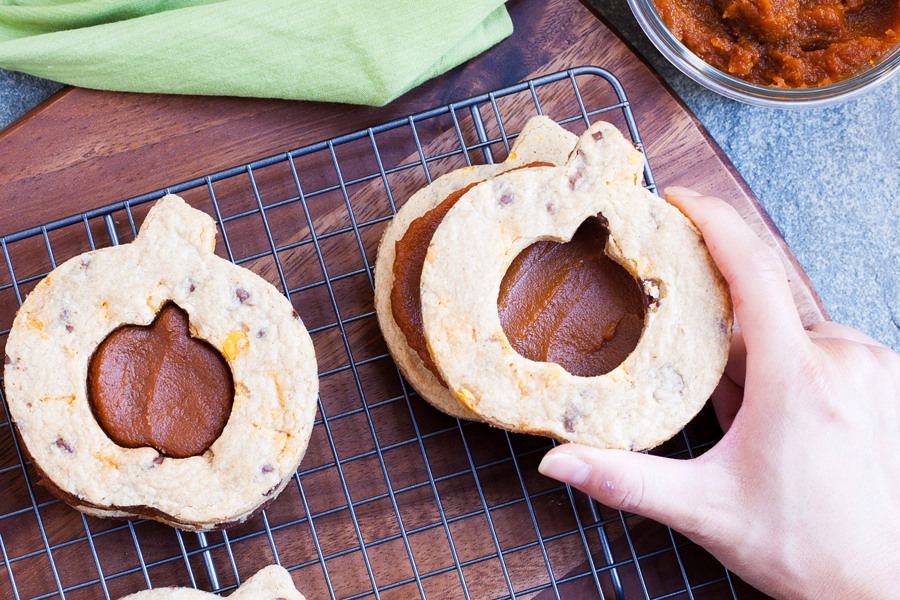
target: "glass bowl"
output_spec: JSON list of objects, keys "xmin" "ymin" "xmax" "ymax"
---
[{"xmin": 625, "ymin": 0, "xmax": 900, "ymax": 108}]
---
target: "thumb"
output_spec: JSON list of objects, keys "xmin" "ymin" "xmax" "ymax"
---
[{"xmin": 538, "ymin": 444, "xmax": 709, "ymax": 536}]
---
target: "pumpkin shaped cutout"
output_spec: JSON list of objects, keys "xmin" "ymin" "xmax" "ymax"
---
[
  {"xmin": 420, "ymin": 122, "xmax": 733, "ymax": 451},
  {"xmin": 374, "ymin": 116, "xmax": 578, "ymax": 421},
  {"xmin": 4, "ymin": 195, "xmax": 318, "ymax": 531}
]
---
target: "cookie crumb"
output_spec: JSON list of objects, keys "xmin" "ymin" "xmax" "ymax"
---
[
  {"xmin": 642, "ymin": 279, "xmax": 661, "ymax": 310},
  {"xmin": 653, "ymin": 366, "xmax": 685, "ymax": 401},
  {"xmin": 568, "ymin": 151, "xmax": 587, "ymax": 190},
  {"xmin": 563, "ymin": 406, "xmax": 582, "ymax": 433},
  {"xmin": 568, "ymin": 172, "xmax": 583, "ymax": 189}
]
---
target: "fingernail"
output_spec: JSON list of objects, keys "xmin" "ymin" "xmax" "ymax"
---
[
  {"xmin": 538, "ymin": 453, "xmax": 592, "ymax": 486},
  {"xmin": 664, "ymin": 186, "xmax": 702, "ymax": 198}
]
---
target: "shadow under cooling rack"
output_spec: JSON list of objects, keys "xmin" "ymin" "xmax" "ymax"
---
[{"xmin": 0, "ymin": 67, "xmax": 759, "ymax": 600}]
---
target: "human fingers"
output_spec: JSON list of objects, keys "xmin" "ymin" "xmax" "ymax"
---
[
  {"xmin": 710, "ymin": 331, "xmax": 750, "ymax": 433},
  {"xmin": 710, "ymin": 373, "xmax": 743, "ymax": 433},
  {"xmin": 539, "ymin": 444, "xmax": 712, "ymax": 538},
  {"xmin": 809, "ymin": 322, "xmax": 900, "ymax": 392},
  {"xmin": 723, "ymin": 331, "xmax": 747, "ymax": 388},
  {"xmin": 665, "ymin": 187, "xmax": 807, "ymax": 359},
  {"xmin": 809, "ymin": 320, "xmax": 890, "ymax": 348}
]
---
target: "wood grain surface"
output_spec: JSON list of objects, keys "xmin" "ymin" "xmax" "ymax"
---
[
  {"xmin": 0, "ymin": 0, "xmax": 826, "ymax": 326},
  {"xmin": 0, "ymin": 1, "xmax": 817, "ymax": 599}
]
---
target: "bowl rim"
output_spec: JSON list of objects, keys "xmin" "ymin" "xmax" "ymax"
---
[{"xmin": 625, "ymin": 0, "xmax": 900, "ymax": 108}]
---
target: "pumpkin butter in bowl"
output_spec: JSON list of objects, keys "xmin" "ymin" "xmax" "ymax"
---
[{"xmin": 626, "ymin": 0, "xmax": 900, "ymax": 106}]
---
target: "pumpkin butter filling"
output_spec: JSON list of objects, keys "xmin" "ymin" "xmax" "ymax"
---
[
  {"xmin": 391, "ymin": 166, "xmax": 646, "ymax": 384},
  {"xmin": 652, "ymin": 0, "xmax": 900, "ymax": 87},
  {"xmin": 88, "ymin": 302, "xmax": 234, "ymax": 459}
]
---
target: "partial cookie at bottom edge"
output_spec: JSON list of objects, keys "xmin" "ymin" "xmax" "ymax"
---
[{"xmin": 118, "ymin": 565, "xmax": 306, "ymax": 600}]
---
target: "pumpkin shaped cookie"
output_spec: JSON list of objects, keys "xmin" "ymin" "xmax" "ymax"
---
[
  {"xmin": 118, "ymin": 565, "xmax": 306, "ymax": 599},
  {"xmin": 374, "ymin": 116, "xmax": 577, "ymax": 420},
  {"xmin": 4, "ymin": 195, "xmax": 318, "ymax": 531},
  {"xmin": 420, "ymin": 122, "xmax": 732, "ymax": 450}
]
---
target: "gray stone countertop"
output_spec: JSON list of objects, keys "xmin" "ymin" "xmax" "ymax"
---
[{"xmin": 2, "ymin": 2, "xmax": 899, "ymax": 350}]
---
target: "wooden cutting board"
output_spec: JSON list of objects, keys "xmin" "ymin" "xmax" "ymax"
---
[
  {"xmin": 0, "ymin": 1, "xmax": 822, "ymax": 599},
  {"xmin": 0, "ymin": 0, "xmax": 826, "ymax": 326}
]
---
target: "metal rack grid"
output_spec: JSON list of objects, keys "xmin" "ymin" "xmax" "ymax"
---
[{"xmin": 0, "ymin": 67, "xmax": 762, "ymax": 600}]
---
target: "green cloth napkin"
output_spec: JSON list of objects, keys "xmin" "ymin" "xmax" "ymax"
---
[{"xmin": 0, "ymin": 0, "xmax": 512, "ymax": 105}]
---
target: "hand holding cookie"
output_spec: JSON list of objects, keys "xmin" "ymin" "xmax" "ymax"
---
[{"xmin": 539, "ymin": 188, "xmax": 900, "ymax": 599}]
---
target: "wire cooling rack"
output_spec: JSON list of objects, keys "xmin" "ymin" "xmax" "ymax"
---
[{"xmin": 0, "ymin": 67, "xmax": 767, "ymax": 600}]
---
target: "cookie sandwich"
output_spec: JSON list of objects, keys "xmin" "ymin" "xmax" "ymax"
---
[
  {"xmin": 4, "ymin": 195, "xmax": 319, "ymax": 531},
  {"xmin": 374, "ymin": 116, "xmax": 578, "ymax": 420},
  {"xmin": 418, "ymin": 121, "xmax": 732, "ymax": 450}
]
